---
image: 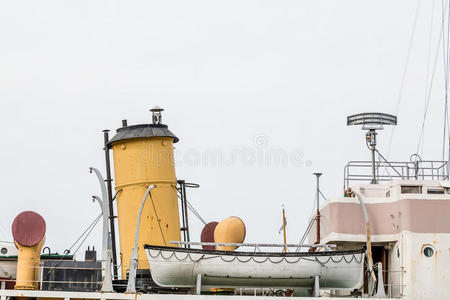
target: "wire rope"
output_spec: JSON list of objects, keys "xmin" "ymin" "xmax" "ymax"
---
[
  {"xmin": 66, "ymin": 213, "xmax": 102, "ymax": 254},
  {"xmin": 386, "ymin": 0, "xmax": 422, "ymax": 162},
  {"xmin": 176, "ymin": 190, "xmax": 207, "ymax": 225},
  {"xmin": 150, "ymin": 191, "xmax": 167, "ymax": 246},
  {"xmin": 72, "ymin": 214, "xmax": 102, "ymax": 255},
  {"xmin": 417, "ymin": 25, "xmax": 443, "ymax": 154}
]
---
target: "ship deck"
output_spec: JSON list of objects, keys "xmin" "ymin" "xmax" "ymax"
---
[{"xmin": 0, "ymin": 289, "xmax": 397, "ymax": 300}]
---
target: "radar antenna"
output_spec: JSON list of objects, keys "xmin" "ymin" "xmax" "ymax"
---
[{"xmin": 347, "ymin": 113, "xmax": 397, "ymax": 184}]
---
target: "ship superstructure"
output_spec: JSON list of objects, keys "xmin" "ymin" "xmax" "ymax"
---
[{"xmin": 0, "ymin": 110, "xmax": 447, "ymax": 300}]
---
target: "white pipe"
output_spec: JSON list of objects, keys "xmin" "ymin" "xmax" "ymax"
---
[
  {"xmin": 354, "ymin": 191, "xmax": 376, "ymax": 282},
  {"xmin": 375, "ymin": 262, "xmax": 386, "ymax": 298},
  {"xmin": 92, "ymin": 196, "xmax": 108, "ymax": 264},
  {"xmin": 89, "ymin": 167, "xmax": 113, "ymax": 292}
]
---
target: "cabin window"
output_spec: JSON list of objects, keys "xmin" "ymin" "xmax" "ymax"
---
[
  {"xmin": 401, "ymin": 185, "xmax": 422, "ymax": 194},
  {"xmin": 0, "ymin": 248, "xmax": 7, "ymax": 255},
  {"xmin": 423, "ymin": 246, "xmax": 434, "ymax": 257},
  {"xmin": 427, "ymin": 188, "xmax": 445, "ymax": 194}
]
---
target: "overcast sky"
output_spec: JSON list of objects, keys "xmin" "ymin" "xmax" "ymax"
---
[{"xmin": 0, "ymin": 0, "xmax": 448, "ymax": 263}]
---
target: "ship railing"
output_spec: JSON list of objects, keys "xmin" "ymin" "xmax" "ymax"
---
[
  {"xmin": 170, "ymin": 241, "xmax": 337, "ymax": 252},
  {"xmin": 383, "ymin": 269, "xmax": 405, "ymax": 299},
  {"xmin": 382, "ymin": 269, "xmax": 405, "ymax": 299},
  {"xmin": 0, "ymin": 264, "xmax": 104, "ymax": 292},
  {"xmin": 344, "ymin": 160, "xmax": 448, "ymax": 191},
  {"xmin": 371, "ymin": 263, "xmax": 405, "ymax": 298}
]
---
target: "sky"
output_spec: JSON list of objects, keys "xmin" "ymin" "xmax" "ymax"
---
[{"xmin": 0, "ymin": 0, "xmax": 448, "ymax": 267}]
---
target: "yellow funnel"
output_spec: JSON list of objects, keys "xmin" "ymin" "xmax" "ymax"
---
[{"xmin": 109, "ymin": 108, "xmax": 181, "ymax": 276}]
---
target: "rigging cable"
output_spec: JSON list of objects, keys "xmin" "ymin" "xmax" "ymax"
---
[
  {"xmin": 149, "ymin": 191, "xmax": 167, "ymax": 246},
  {"xmin": 416, "ymin": 0, "xmax": 444, "ymax": 155},
  {"xmin": 66, "ymin": 213, "xmax": 102, "ymax": 254},
  {"xmin": 0, "ymin": 223, "xmax": 8, "ymax": 241},
  {"xmin": 186, "ymin": 200, "xmax": 207, "ymax": 225},
  {"xmin": 386, "ymin": 0, "xmax": 422, "ymax": 162},
  {"xmin": 42, "ymin": 213, "xmax": 102, "ymax": 280},
  {"xmin": 176, "ymin": 191, "xmax": 207, "ymax": 225},
  {"xmin": 72, "ymin": 214, "xmax": 102, "ymax": 255},
  {"xmin": 296, "ymin": 188, "xmax": 321, "ymax": 252},
  {"xmin": 442, "ymin": 0, "xmax": 450, "ymax": 162}
]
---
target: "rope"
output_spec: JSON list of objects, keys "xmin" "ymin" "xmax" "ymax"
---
[
  {"xmin": 66, "ymin": 213, "xmax": 102, "ymax": 254},
  {"xmin": 418, "ymin": 0, "xmax": 438, "ymax": 156},
  {"xmin": 72, "ymin": 214, "xmax": 102, "ymax": 256},
  {"xmin": 42, "ymin": 213, "xmax": 102, "ymax": 281},
  {"xmin": 442, "ymin": 0, "xmax": 450, "ymax": 161},
  {"xmin": 296, "ymin": 187, "xmax": 321, "ymax": 252},
  {"xmin": 176, "ymin": 190, "xmax": 207, "ymax": 225},
  {"xmin": 150, "ymin": 191, "xmax": 167, "ymax": 246},
  {"xmin": 386, "ymin": 0, "xmax": 422, "ymax": 161},
  {"xmin": 0, "ymin": 222, "xmax": 8, "ymax": 241},
  {"xmin": 186, "ymin": 201, "xmax": 207, "ymax": 225},
  {"xmin": 319, "ymin": 190, "xmax": 328, "ymax": 202},
  {"xmin": 296, "ymin": 218, "xmax": 315, "ymax": 252},
  {"xmin": 417, "ymin": 23, "xmax": 443, "ymax": 154},
  {"xmin": 0, "ymin": 265, "xmax": 10, "ymax": 278}
]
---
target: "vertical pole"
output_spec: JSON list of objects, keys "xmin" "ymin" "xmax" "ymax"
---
[
  {"xmin": 196, "ymin": 274, "xmax": 202, "ymax": 295},
  {"xmin": 313, "ymin": 275, "xmax": 320, "ymax": 297},
  {"xmin": 382, "ymin": 248, "xmax": 387, "ymax": 290},
  {"xmin": 369, "ymin": 130, "xmax": 378, "ymax": 184},
  {"xmin": 182, "ymin": 182, "xmax": 190, "ymax": 247},
  {"xmin": 371, "ymin": 146, "xmax": 376, "ymax": 183},
  {"xmin": 282, "ymin": 207, "xmax": 287, "ymax": 253},
  {"xmin": 103, "ymin": 130, "xmax": 119, "ymax": 279},
  {"xmin": 447, "ymin": 141, "xmax": 450, "ymax": 178},
  {"xmin": 178, "ymin": 180, "xmax": 187, "ymax": 247},
  {"xmin": 314, "ymin": 173, "xmax": 322, "ymax": 245}
]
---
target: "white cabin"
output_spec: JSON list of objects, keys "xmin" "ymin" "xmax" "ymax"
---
[{"xmin": 309, "ymin": 160, "xmax": 450, "ymax": 299}]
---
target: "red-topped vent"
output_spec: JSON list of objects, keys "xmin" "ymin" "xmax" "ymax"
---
[
  {"xmin": 200, "ymin": 221, "xmax": 218, "ymax": 250},
  {"xmin": 12, "ymin": 211, "xmax": 46, "ymax": 247}
]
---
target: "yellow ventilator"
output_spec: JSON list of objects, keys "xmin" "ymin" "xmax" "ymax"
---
[
  {"xmin": 12, "ymin": 211, "xmax": 46, "ymax": 290},
  {"xmin": 214, "ymin": 217, "xmax": 246, "ymax": 251},
  {"xmin": 109, "ymin": 107, "xmax": 181, "ymax": 276}
]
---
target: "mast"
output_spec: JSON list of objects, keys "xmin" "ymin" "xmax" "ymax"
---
[
  {"xmin": 103, "ymin": 130, "xmax": 119, "ymax": 279},
  {"xmin": 347, "ymin": 113, "xmax": 397, "ymax": 185},
  {"xmin": 282, "ymin": 206, "xmax": 287, "ymax": 253},
  {"xmin": 313, "ymin": 173, "xmax": 322, "ymax": 245}
]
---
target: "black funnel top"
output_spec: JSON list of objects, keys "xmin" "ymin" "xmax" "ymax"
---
[{"xmin": 108, "ymin": 123, "xmax": 179, "ymax": 147}]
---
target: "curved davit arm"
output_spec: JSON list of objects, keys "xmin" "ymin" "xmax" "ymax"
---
[
  {"xmin": 126, "ymin": 184, "xmax": 157, "ymax": 293},
  {"xmin": 354, "ymin": 191, "xmax": 376, "ymax": 281}
]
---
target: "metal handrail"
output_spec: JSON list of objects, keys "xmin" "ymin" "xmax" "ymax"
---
[
  {"xmin": 170, "ymin": 241, "xmax": 336, "ymax": 251},
  {"xmin": 344, "ymin": 160, "xmax": 448, "ymax": 191}
]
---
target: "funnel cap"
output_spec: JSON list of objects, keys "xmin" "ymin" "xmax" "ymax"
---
[
  {"xmin": 200, "ymin": 222, "xmax": 218, "ymax": 250},
  {"xmin": 108, "ymin": 123, "xmax": 179, "ymax": 146},
  {"xmin": 12, "ymin": 211, "xmax": 46, "ymax": 247}
]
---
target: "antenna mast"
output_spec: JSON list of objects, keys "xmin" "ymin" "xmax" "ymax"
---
[{"xmin": 347, "ymin": 113, "xmax": 397, "ymax": 184}]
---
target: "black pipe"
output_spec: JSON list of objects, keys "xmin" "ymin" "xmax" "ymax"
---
[
  {"xmin": 181, "ymin": 181, "xmax": 190, "ymax": 247},
  {"xmin": 178, "ymin": 180, "xmax": 191, "ymax": 248},
  {"xmin": 178, "ymin": 180, "xmax": 187, "ymax": 247},
  {"xmin": 42, "ymin": 246, "xmax": 51, "ymax": 255},
  {"xmin": 103, "ymin": 129, "xmax": 119, "ymax": 279}
]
